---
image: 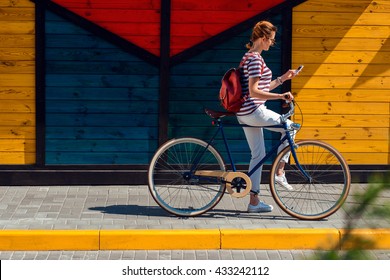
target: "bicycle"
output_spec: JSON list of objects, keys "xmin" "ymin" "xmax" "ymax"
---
[{"xmin": 148, "ymin": 101, "xmax": 351, "ymax": 220}]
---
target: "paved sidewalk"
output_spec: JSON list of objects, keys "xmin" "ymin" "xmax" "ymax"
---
[{"xmin": 0, "ymin": 184, "xmax": 389, "ymax": 259}]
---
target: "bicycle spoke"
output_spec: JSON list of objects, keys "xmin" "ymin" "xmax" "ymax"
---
[
  {"xmin": 148, "ymin": 138, "xmax": 226, "ymax": 217},
  {"xmin": 270, "ymin": 140, "xmax": 350, "ymax": 220}
]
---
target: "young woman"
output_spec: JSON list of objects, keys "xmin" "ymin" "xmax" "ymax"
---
[{"xmin": 237, "ymin": 21, "xmax": 300, "ymax": 213}]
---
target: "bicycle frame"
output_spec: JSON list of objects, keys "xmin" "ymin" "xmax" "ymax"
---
[{"xmin": 191, "ymin": 111, "xmax": 311, "ymax": 182}]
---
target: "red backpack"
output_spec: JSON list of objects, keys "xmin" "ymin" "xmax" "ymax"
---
[{"xmin": 219, "ymin": 54, "xmax": 260, "ymax": 112}]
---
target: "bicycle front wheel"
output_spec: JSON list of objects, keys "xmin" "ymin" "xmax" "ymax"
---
[
  {"xmin": 148, "ymin": 137, "xmax": 226, "ymax": 217},
  {"xmin": 270, "ymin": 140, "xmax": 351, "ymax": 220}
]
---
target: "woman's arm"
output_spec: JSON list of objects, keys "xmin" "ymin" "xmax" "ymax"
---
[
  {"xmin": 248, "ymin": 77, "xmax": 293, "ymax": 101},
  {"xmin": 269, "ymin": 69, "xmax": 299, "ymax": 90}
]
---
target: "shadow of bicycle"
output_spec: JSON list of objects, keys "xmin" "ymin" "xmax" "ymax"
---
[{"xmin": 88, "ymin": 204, "xmax": 301, "ymax": 221}]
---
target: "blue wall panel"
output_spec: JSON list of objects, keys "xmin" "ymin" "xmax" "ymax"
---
[
  {"xmin": 169, "ymin": 15, "xmax": 284, "ymax": 164},
  {"xmin": 45, "ymin": 12, "xmax": 159, "ymax": 164}
]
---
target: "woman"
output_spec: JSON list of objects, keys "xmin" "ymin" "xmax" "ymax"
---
[{"xmin": 237, "ymin": 21, "xmax": 300, "ymax": 213}]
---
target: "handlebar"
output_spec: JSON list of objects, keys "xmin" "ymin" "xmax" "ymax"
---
[{"xmin": 280, "ymin": 101, "xmax": 295, "ymax": 123}]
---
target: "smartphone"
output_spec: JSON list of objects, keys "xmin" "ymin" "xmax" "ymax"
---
[{"xmin": 295, "ymin": 65, "xmax": 304, "ymax": 74}]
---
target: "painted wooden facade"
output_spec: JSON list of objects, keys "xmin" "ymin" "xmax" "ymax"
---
[
  {"xmin": 0, "ymin": 0, "xmax": 35, "ymax": 164},
  {"xmin": 0, "ymin": 0, "xmax": 388, "ymax": 185},
  {"xmin": 292, "ymin": 0, "xmax": 390, "ymax": 165}
]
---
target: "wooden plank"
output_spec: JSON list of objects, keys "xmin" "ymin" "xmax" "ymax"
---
[
  {"xmin": 46, "ymin": 113, "xmax": 158, "ymax": 127},
  {"xmin": 292, "ymin": 50, "xmax": 390, "ymax": 64},
  {"xmin": 310, "ymin": 140, "xmax": 389, "ymax": 153},
  {"xmin": 0, "ymin": 22, "xmax": 34, "ymax": 34},
  {"xmin": 293, "ymin": 11, "xmax": 390, "ymax": 26},
  {"xmin": 69, "ymin": 9, "xmax": 161, "ymax": 23},
  {"xmin": 291, "ymin": 64, "xmax": 390, "ymax": 77},
  {"xmin": 45, "ymin": 127, "xmax": 158, "ymax": 140},
  {"xmin": 46, "ymin": 140, "xmax": 158, "ymax": 152},
  {"xmin": 336, "ymin": 153, "xmax": 388, "ymax": 165},
  {"xmin": 0, "ymin": 0, "xmax": 35, "ymax": 8},
  {"xmin": 0, "ymin": 100, "xmax": 35, "ymax": 113},
  {"xmin": 45, "ymin": 21, "xmax": 159, "ymax": 36},
  {"xmin": 0, "ymin": 60, "xmax": 35, "ymax": 74},
  {"xmin": 171, "ymin": 0, "xmax": 285, "ymax": 11},
  {"xmin": 293, "ymin": 25, "xmax": 390, "ymax": 39},
  {"xmin": 294, "ymin": 101, "xmax": 388, "ymax": 115},
  {"xmin": 46, "ymin": 87, "xmax": 159, "ymax": 101},
  {"xmin": 45, "ymin": 74, "xmax": 159, "ymax": 88},
  {"xmin": 0, "ymin": 152, "xmax": 35, "ymax": 164},
  {"xmin": 292, "ymin": 38, "xmax": 390, "ymax": 51},
  {"xmin": 0, "ymin": 87, "xmax": 35, "ymax": 99},
  {"xmin": 45, "ymin": 34, "xmax": 121, "ymax": 49},
  {"xmin": 45, "ymin": 152, "xmax": 153, "ymax": 165},
  {"xmin": 45, "ymin": 48, "xmax": 145, "ymax": 61},
  {"xmin": 294, "ymin": 152, "xmax": 389, "ymax": 165},
  {"xmin": 293, "ymin": 89, "xmax": 390, "ymax": 102},
  {"xmin": 0, "ymin": 74, "xmax": 34, "ymax": 87},
  {"xmin": 45, "ymin": 61, "xmax": 158, "ymax": 75},
  {"xmin": 294, "ymin": 0, "xmax": 390, "ymax": 13},
  {"xmin": 0, "ymin": 139, "xmax": 35, "ymax": 151},
  {"xmin": 50, "ymin": 0, "xmax": 161, "ymax": 9},
  {"xmin": 46, "ymin": 100, "xmax": 158, "ymax": 114},
  {"xmin": 293, "ymin": 76, "xmax": 390, "ymax": 89},
  {"xmin": 0, "ymin": 34, "xmax": 34, "ymax": 47},
  {"xmin": 0, "ymin": 113, "xmax": 35, "ymax": 126},
  {"xmin": 293, "ymin": 114, "xmax": 389, "ymax": 128},
  {"xmin": 296, "ymin": 127, "xmax": 388, "ymax": 140},
  {"xmin": 0, "ymin": 48, "xmax": 35, "ymax": 60},
  {"xmin": 0, "ymin": 126, "xmax": 35, "ymax": 138},
  {"xmin": 0, "ymin": 7, "xmax": 34, "ymax": 20}
]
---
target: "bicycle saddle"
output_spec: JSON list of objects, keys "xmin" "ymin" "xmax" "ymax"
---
[{"xmin": 204, "ymin": 108, "xmax": 235, "ymax": 119}]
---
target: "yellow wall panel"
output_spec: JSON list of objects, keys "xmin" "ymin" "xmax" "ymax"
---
[
  {"xmin": 293, "ymin": 38, "xmax": 390, "ymax": 51},
  {"xmin": 294, "ymin": 0, "xmax": 390, "ymax": 13},
  {"xmin": 0, "ymin": 0, "xmax": 35, "ymax": 165},
  {"xmin": 296, "ymin": 127, "xmax": 388, "ymax": 140},
  {"xmin": 294, "ymin": 89, "xmax": 390, "ymax": 102},
  {"xmin": 293, "ymin": 114, "xmax": 389, "ymax": 128},
  {"xmin": 293, "ymin": 0, "xmax": 390, "ymax": 165}
]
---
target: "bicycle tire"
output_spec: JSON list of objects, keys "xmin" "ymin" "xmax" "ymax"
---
[
  {"xmin": 270, "ymin": 140, "xmax": 351, "ymax": 220},
  {"xmin": 148, "ymin": 137, "xmax": 226, "ymax": 217}
]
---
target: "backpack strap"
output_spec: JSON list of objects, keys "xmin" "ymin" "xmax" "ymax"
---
[{"xmin": 239, "ymin": 53, "xmax": 265, "ymax": 75}]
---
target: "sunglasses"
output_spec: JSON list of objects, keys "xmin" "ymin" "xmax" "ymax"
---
[{"xmin": 267, "ymin": 37, "xmax": 276, "ymax": 45}]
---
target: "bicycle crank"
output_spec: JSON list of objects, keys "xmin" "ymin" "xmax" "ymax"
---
[{"xmin": 194, "ymin": 170, "xmax": 252, "ymax": 198}]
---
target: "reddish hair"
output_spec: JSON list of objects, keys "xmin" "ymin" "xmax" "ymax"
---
[{"xmin": 246, "ymin": 21, "xmax": 277, "ymax": 49}]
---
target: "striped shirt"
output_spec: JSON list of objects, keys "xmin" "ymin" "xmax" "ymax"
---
[{"xmin": 237, "ymin": 52, "xmax": 272, "ymax": 116}]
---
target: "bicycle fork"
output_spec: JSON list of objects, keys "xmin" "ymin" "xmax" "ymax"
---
[{"xmin": 284, "ymin": 128, "xmax": 312, "ymax": 183}]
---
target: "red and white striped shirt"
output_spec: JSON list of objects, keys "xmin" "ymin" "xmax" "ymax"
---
[{"xmin": 237, "ymin": 52, "xmax": 272, "ymax": 116}]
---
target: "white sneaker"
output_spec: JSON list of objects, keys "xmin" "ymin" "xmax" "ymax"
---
[
  {"xmin": 247, "ymin": 201, "xmax": 273, "ymax": 213},
  {"xmin": 275, "ymin": 172, "xmax": 293, "ymax": 190}
]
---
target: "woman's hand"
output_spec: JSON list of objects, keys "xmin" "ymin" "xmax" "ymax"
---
[
  {"xmin": 280, "ymin": 69, "xmax": 298, "ymax": 83},
  {"xmin": 282, "ymin": 91, "xmax": 294, "ymax": 102}
]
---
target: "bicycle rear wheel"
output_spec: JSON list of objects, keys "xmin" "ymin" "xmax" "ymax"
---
[
  {"xmin": 270, "ymin": 140, "xmax": 351, "ymax": 220},
  {"xmin": 148, "ymin": 137, "xmax": 226, "ymax": 217}
]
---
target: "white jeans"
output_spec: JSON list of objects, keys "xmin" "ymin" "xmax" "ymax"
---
[{"xmin": 237, "ymin": 105, "xmax": 295, "ymax": 194}]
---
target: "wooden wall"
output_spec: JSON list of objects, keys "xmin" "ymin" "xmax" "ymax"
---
[
  {"xmin": 292, "ymin": 0, "xmax": 390, "ymax": 164},
  {"xmin": 1, "ymin": 0, "xmax": 388, "ymax": 184},
  {"xmin": 0, "ymin": 0, "xmax": 35, "ymax": 164}
]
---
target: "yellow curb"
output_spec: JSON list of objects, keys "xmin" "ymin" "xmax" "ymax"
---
[
  {"xmin": 0, "ymin": 230, "xmax": 99, "ymax": 251},
  {"xmin": 100, "ymin": 229, "xmax": 221, "ymax": 250},
  {"xmin": 220, "ymin": 228, "xmax": 340, "ymax": 250},
  {"xmin": 0, "ymin": 228, "xmax": 389, "ymax": 251},
  {"xmin": 340, "ymin": 228, "xmax": 390, "ymax": 250}
]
